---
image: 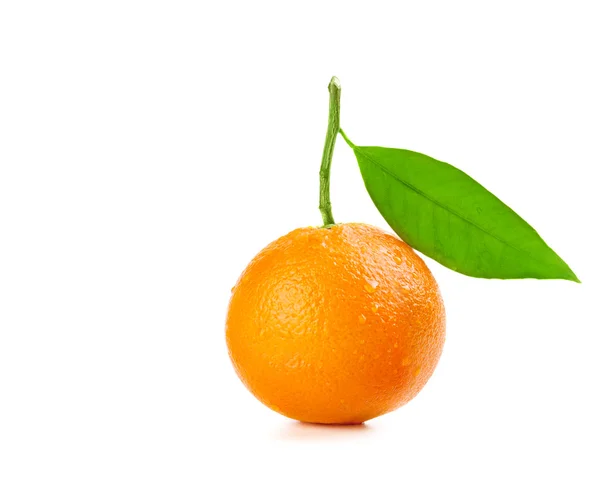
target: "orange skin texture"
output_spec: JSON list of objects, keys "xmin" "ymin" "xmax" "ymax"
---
[{"xmin": 226, "ymin": 223, "xmax": 445, "ymax": 424}]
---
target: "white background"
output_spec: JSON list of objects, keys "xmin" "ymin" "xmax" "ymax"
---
[{"xmin": 1, "ymin": 1, "xmax": 599, "ymax": 478}]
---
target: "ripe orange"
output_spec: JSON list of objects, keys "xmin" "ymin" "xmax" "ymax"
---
[{"xmin": 226, "ymin": 223, "xmax": 445, "ymax": 424}]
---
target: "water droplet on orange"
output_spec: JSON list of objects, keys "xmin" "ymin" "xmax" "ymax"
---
[
  {"xmin": 364, "ymin": 279, "xmax": 379, "ymax": 293},
  {"xmin": 358, "ymin": 314, "xmax": 367, "ymax": 325}
]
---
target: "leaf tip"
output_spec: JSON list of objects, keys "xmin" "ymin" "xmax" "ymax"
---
[{"xmin": 560, "ymin": 263, "xmax": 580, "ymax": 283}]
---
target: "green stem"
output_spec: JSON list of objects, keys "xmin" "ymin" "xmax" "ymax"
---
[
  {"xmin": 339, "ymin": 128, "xmax": 356, "ymax": 149},
  {"xmin": 319, "ymin": 77, "xmax": 341, "ymax": 227}
]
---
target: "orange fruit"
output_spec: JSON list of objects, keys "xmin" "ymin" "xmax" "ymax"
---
[{"xmin": 226, "ymin": 223, "xmax": 445, "ymax": 424}]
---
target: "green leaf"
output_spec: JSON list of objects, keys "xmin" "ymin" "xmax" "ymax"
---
[{"xmin": 348, "ymin": 142, "xmax": 579, "ymax": 281}]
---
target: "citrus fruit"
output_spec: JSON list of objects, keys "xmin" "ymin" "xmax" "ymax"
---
[{"xmin": 226, "ymin": 223, "xmax": 445, "ymax": 424}]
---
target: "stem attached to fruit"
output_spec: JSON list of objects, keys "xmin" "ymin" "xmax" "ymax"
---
[{"xmin": 319, "ymin": 77, "xmax": 341, "ymax": 227}]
